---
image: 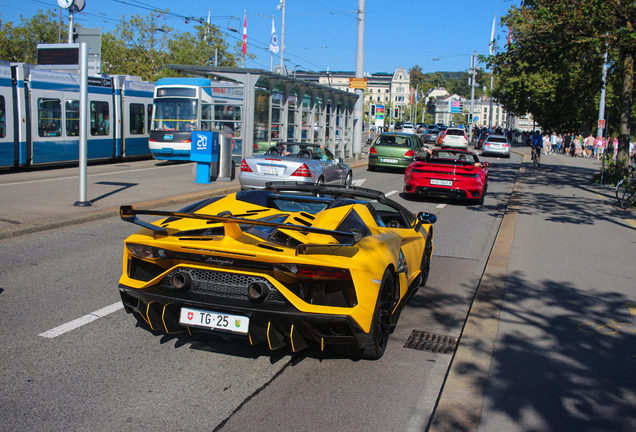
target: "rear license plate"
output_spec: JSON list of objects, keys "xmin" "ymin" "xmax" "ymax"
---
[
  {"xmin": 179, "ymin": 307, "xmax": 249, "ymax": 334},
  {"xmin": 381, "ymin": 158, "xmax": 399, "ymax": 163},
  {"xmin": 263, "ymin": 165, "xmax": 280, "ymax": 175},
  {"xmin": 431, "ymin": 179, "xmax": 453, "ymax": 186}
]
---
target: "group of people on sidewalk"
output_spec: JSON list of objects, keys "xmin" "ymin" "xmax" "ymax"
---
[{"xmin": 521, "ymin": 131, "xmax": 636, "ymax": 161}]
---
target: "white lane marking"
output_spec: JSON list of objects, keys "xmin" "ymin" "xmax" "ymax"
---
[
  {"xmin": 0, "ymin": 164, "xmax": 193, "ymax": 187},
  {"xmin": 436, "ymin": 203, "xmax": 447, "ymax": 209},
  {"xmin": 386, "ymin": 190, "xmax": 398, "ymax": 197},
  {"xmin": 38, "ymin": 302, "xmax": 124, "ymax": 339},
  {"xmin": 351, "ymin": 179, "xmax": 366, "ymax": 187}
]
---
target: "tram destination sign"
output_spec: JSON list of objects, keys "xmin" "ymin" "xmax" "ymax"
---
[{"xmin": 37, "ymin": 43, "xmax": 80, "ymax": 70}]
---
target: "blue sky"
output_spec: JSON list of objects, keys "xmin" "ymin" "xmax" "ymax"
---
[{"xmin": 1, "ymin": 0, "xmax": 520, "ymax": 74}]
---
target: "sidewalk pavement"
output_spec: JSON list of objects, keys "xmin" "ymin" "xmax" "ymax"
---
[{"xmin": 0, "ymin": 152, "xmax": 369, "ymax": 240}]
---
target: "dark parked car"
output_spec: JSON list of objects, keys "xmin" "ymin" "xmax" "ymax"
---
[
  {"xmin": 475, "ymin": 129, "xmax": 495, "ymax": 150},
  {"xmin": 423, "ymin": 126, "xmax": 441, "ymax": 144}
]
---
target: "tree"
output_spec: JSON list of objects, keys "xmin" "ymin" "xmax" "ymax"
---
[
  {"xmin": 0, "ymin": 9, "xmax": 65, "ymax": 63},
  {"xmin": 102, "ymin": 12, "xmax": 245, "ymax": 82},
  {"xmin": 487, "ymin": 0, "xmax": 636, "ymax": 170}
]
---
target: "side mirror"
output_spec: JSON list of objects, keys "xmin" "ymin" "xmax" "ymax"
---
[
  {"xmin": 483, "ymin": 162, "xmax": 491, "ymax": 168},
  {"xmin": 417, "ymin": 211, "xmax": 437, "ymax": 224},
  {"xmin": 339, "ymin": 157, "xmax": 344, "ymax": 163}
]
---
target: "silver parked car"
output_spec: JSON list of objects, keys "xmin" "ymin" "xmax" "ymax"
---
[
  {"xmin": 239, "ymin": 142, "xmax": 353, "ymax": 189},
  {"xmin": 482, "ymin": 134, "xmax": 511, "ymax": 158}
]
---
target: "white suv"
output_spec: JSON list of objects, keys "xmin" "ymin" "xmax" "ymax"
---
[
  {"xmin": 441, "ymin": 128, "xmax": 468, "ymax": 149},
  {"xmin": 402, "ymin": 122, "xmax": 415, "ymax": 134}
]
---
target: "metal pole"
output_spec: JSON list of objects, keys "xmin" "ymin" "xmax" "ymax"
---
[
  {"xmin": 599, "ymin": 49, "xmax": 609, "ymax": 183},
  {"xmin": 279, "ymin": 0, "xmax": 286, "ymax": 71},
  {"xmin": 67, "ymin": 10, "xmax": 74, "ymax": 44},
  {"xmin": 469, "ymin": 51, "xmax": 476, "ymax": 142},
  {"xmin": 352, "ymin": 0, "xmax": 365, "ymax": 160},
  {"xmin": 58, "ymin": 7, "xmax": 62, "ymax": 43},
  {"xmin": 74, "ymin": 42, "xmax": 90, "ymax": 207}
]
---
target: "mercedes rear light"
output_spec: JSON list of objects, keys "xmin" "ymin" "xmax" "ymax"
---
[
  {"xmin": 241, "ymin": 159, "xmax": 253, "ymax": 172},
  {"xmin": 291, "ymin": 163, "xmax": 311, "ymax": 177}
]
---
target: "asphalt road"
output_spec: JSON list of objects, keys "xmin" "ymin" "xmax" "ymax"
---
[{"xmin": 0, "ymin": 153, "xmax": 521, "ymax": 431}]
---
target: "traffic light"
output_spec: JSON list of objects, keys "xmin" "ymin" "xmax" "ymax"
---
[
  {"xmin": 370, "ymin": 104, "xmax": 376, "ymax": 117},
  {"xmin": 393, "ymin": 107, "xmax": 399, "ymax": 119},
  {"xmin": 468, "ymin": 113, "xmax": 473, "ymax": 122}
]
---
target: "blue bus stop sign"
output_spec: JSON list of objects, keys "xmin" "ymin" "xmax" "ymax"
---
[{"xmin": 191, "ymin": 131, "xmax": 219, "ymax": 183}]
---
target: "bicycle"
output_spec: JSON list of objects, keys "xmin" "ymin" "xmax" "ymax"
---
[
  {"xmin": 616, "ymin": 164, "xmax": 636, "ymax": 209},
  {"xmin": 531, "ymin": 147, "xmax": 539, "ymax": 168}
]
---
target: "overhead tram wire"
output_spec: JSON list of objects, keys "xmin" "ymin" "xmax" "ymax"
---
[{"xmin": 108, "ymin": 0, "xmax": 334, "ymax": 73}]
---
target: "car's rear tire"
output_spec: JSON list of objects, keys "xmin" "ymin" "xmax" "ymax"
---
[
  {"xmin": 362, "ymin": 268, "xmax": 395, "ymax": 359},
  {"xmin": 333, "ymin": 268, "xmax": 395, "ymax": 360},
  {"xmin": 420, "ymin": 233, "xmax": 433, "ymax": 287},
  {"xmin": 345, "ymin": 171, "xmax": 352, "ymax": 187},
  {"xmin": 476, "ymin": 182, "xmax": 487, "ymax": 205},
  {"xmin": 368, "ymin": 164, "xmax": 377, "ymax": 172}
]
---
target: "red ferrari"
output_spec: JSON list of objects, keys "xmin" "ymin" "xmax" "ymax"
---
[{"xmin": 403, "ymin": 148, "xmax": 490, "ymax": 205}]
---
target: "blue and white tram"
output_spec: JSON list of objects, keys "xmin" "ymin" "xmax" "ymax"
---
[
  {"xmin": 149, "ymin": 77, "xmax": 243, "ymax": 161},
  {"xmin": 0, "ymin": 63, "xmax": 16, "ymax": 167},
  {"xmin": 0, "ymin": 63, "xmax": 154, "ymax": 169}
]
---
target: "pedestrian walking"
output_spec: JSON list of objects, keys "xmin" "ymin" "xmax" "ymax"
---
[
  {"xmin": 543, "ymin": 133, "xmax": 550, "ymax": 155},
  {"xmin": 584, "ymin": 133, "xmax": 595, "ymax": 158},
  {"xmin": 550, "ymin": 132, "xmax": 558, "ymax": 155}
]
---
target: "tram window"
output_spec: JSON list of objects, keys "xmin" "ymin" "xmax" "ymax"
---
[
  {"xmin": 90, "ymin": 101, "xmax": 110, "ymax": 136},
  {"xmin": 65, "ymin": 100, "xmax": 79, "ymax": 136},
  {"xmin": 0, "ymin": 96, "xmax": 5, "ymax": 138},
  {"xmin": 129, "ymin": 103, "xmax": 145, "ymax": 135},
  {"xmin": 38, "ymin": 98, "xmax": 62, "ymax": 137},
  {"xmin": 147, "ymin": 104, "xmax": 153, "ymax": 128}
]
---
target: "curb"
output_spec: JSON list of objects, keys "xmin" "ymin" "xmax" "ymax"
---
[
  {"xmin": 0, "ymin": 185, "xmax": 242, "ymax": 241},
  {"xmin": 428, "ymin": 157, "xmax": 526, "ymax": 431},
  {"xmin": 0, "ymin": 159, "xmax": 370, "ymax": 241}
]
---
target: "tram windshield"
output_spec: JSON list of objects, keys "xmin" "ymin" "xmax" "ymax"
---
[{"xmin": 152, "ymin": 98, "xmax": 198, "ymax": 132}]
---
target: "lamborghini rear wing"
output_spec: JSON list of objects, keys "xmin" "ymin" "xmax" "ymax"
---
[{"xmin": 119, "ymin": 205, "xmax": 364, "ymax": 246}]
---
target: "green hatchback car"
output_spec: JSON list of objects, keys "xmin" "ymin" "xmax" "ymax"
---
[{"xmin": 368, "ymin": 133, "xmax": 427, "ymax": 171}]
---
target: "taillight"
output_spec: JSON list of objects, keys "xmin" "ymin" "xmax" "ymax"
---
[
  {"xmin": 126, "ymin": 243, "xmax": 173, "ymax": 260},
  {"xmin": 291, "ymin": 163, "xmax": 311, "ymax": 177},
  {"xmin": 405, "ymin": 150, "xmax": 414, "ymax": 157},
  {"xmin": 241, "ymin": 159, "xmax": 252, "ymax": 172},
  {"xmin": 253, "ymin": 142, "xmax": 258, "ymax": 150},
  {"xmin": 370, "ymin": 147, "xmax": 377, "ymax": 154},
  {"xmin": 273, "ymin": 264, "xmax": 357, "ymax": 307},
  {"xmin": 275, "ymin": 263, "xmax": 352, "ymax": 280},
  {"xmin": 149, "ymin": 138, "xmax": 157, "ymax": 142},
  {"xmin": 179, "ymin": 139, "xmax": 191, "ymax": 143}
]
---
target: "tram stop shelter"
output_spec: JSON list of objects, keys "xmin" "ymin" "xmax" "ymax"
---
[{"xmin": 165, "ymin": 65, "xmax": 360, "ymax": 161}]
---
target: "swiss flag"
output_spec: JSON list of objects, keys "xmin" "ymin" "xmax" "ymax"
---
[{"xmin": 187, "ymin": 312, "xmax": 193, "ymax": 320}]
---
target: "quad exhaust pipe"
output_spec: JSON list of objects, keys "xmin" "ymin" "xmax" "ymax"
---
[
  {"xmin": 247, "ymin": 282, "xmax": 269, "ymax": 302},
  {"xmin": 171, "ymin": 271, "xmax": 192, "ymax": 290}
]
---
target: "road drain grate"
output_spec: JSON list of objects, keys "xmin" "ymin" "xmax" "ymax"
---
[{"xmin": 403, "ymin": 330, "xmax": 458, "ymax": 354}]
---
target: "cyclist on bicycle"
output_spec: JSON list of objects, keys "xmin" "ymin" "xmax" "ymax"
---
[{"xmin": 531, "ymin": 130, "xmax": 543, "ymax": 166}]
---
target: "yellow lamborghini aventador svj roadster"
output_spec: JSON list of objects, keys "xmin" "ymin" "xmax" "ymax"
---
[{"xmin": 118, "ymin": 183, "xmax": 436, "ymax": 359}]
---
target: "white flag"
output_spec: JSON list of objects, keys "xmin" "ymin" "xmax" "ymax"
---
[
  {"xmin": 270, "ymin": 18, "xmax": 279, "ymax": 54},
  {"xmin": 489, "ymin": 13, "xmax": 496, "ymax": 55}
]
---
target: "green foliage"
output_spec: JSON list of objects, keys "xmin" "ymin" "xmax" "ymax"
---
[
  {"xmin": 592, "ymin": 156, "xmax": 632, "ymax": 186},
  {"xmin": 487, "ymin": 0, "xmax": 636, "ymax": 166},
  {"xmin": 0, "ymin": 9, "xmax": 65, "ymax": 63},
  {"xmin": 409, "ymin": 65, "xmax": 490, "ymax": 100}
]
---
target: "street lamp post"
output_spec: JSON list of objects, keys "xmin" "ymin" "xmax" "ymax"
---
[{"xmin": 277, "ymin": 0, "xmax": 286, "ymax": 72}]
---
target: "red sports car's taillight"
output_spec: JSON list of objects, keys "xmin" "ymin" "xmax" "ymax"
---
[
  {"xmin": 370, "ymin": 147, "xmax": 377, "ymax": 154},
  {"xmin": 241, "ymin": 159, "xmax": 252, "ymax": 172},
  {"xmin": 405, "ymin": 150, "xmax": 414, "ymax": 157},
  {"xmin": 291, "ymin": 163, "xmax": 311, "ymax": 177}
]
